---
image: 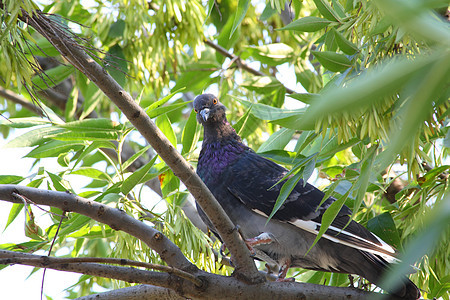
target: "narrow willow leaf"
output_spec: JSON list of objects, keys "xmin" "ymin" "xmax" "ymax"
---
[
  {"xmin": 149, "ymin": 101, "xmax": 190, "ymax": 119},
  {"xmin": 230, "ymin": 0, "xmax": 250, "ymax": 37},
  {"xmin": 308, "ymin": 188, "xmax": 350, "ymax": 252},
  {"xmin": 257, "ymin": 128, "xmax": 295, "ymax": 153},
  {"xmin": 146, "ymin": 87, "xmax": 185, "ymax": 113},
  {"xmin": 240, "ymin": 99, "xmax": 305, "ymax": 121},
  {"xmin": 298, "ymin": 52, "xmax": 445, "ymax": 130},
  {"xmin": 122, "ymin": 145, "xmax": 151, "ymax": 170},
  {"xmin": 288, "ymin": 93, "xmax": 320, "ymax": 104},
  {"xmin": 3, "ymin": 127, "xmax": 64, "ymax": 148},
  {"xmin": 32, "ymin": 65, "xmax": 74, "ymax": 90},
  {"xmin": 60, "ymin": 118, "xmax": 121, "ymax": 132},
  {"xmin": 4, "ymin": 203, "xmax": 24, "ymax": 231},
  {"xmin": 311, "ymin": 51, "xmax": 352, "ymax": 72},
  {"xmin": 0, "ymin": 175, "xmax": 24, "ymax": 184},
  {"xmin": 47, "ymin": 171, "xmax": 72, "ymax": 192},
  {"xmin": 71, "ymin": 167, "xmax": 112, "ymax": 181},
  {"xmin": 376, "ymin": 52, "xmax": 450, "ymax": 171},
  {"xmin": 312, "ymin": 0, "xmax": 340, "ymax": 22},
  {"xmin": 58, "ymin": 214, "xmax": 91, "ymax": 237},
  {"xmin": 0, "ymin": 117, "xmax": 51, "ymax": 128},
  {"xmin": 156, "ymin": 114, "xmax": 177, "ymax": 146},
  {"xmin": 25, "ymin": 140, "xmax": 85, "ymax": 158},
  {"xmin": 181, "ymin": 110, "xmax": 199, "ymax": 155},
  {"xmin": 278, "ymin": 16, "xmax": 331, "ymax": 32},
  {"xmin": 266, "ymin": 170, "xmax": 304, "ymax": 222},
  {"xmin": 332, "ymin": 28, "xmax": 359, "ymax": 55},
  {"xmin": 378, "ymin": 192, "xmax": 450, "ymax": 294},
  {"xmin": 121, "ymin": 155, "xmax": 158, "ymax": 195}
]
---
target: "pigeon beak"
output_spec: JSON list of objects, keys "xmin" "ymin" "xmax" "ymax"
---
[{"xmin": 199, "ymin": 108, "xmax": 210, "ymax": 122}]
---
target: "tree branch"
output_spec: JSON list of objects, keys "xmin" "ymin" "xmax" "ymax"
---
[
  {"xmin": 0, "ymin": 248, "xmax": 383, "ymax": 300},
  {"xmin": 0, "ymin": 251, "xmax": 202, "ymax": 287},
  {"xmin": 19, "ymin": 9, "xmax": 262, "ymax": 283},
  {"xmin": 0, "ymin": 185, "xmax": 194, "ymax": 271},
  {"xmin": 204, "ymin": 39, "xmax": 295, "ymax": 94},
  {"xmin": 0, "ymin": 86, "xmax": 43, "ymax": 115},
  {"xmin": 76, "ymin": 285, "xmax": 187, "ymax": 300}
]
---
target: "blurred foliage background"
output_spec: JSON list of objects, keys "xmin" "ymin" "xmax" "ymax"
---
[{"xmin": 0, "ymin": 0, "xmax": 449, "ymax": 298}]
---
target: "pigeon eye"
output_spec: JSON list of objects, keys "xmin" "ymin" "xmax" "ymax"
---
[{"xmin": 213, "ymin": 98, "xmax": 218, "ymax": 104}]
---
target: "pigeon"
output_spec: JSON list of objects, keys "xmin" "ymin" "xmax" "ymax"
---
[{"xmin": 194, "ymin": 93, "xmax": 420, "ymax": 299}]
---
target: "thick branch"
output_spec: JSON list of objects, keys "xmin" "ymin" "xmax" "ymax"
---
[
  {"xmin": 0, "ymin": 185, "xmax": 193, "ymax": 271},
  {"xmin": 20, "ymin": 9, "xmax": 262, "ymax": 283},
  {"xmin": 0, "ymin": 249, "xmax": 384, "ymax": 300},
  {"xmin": 204, "ymin": 39, "xmax": 295, "ymax": 94},
  {"xmin": 76, "ymin": 285, "xmax": 187, "ymax": 300}
]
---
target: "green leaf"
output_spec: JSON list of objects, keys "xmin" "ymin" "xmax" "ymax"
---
[
  {"xmin": 58, "ymin": 214, "xmax": 91, "ymax": 237},
  {"xmin": 105, "ymin": 44, "xmax": 128, "ymax": 87},
  {"xmin": 367, "ymin": 212, "xmax": 401, "ymax": 249},
  {"xmin": 60, "ymin": 118, "xmax": 122, "ymax": 132},
  {"xmin": 0, "ymin": 117, "xmax": 52, "ymax": 128},
  {"xmin": 181, "ymin": 109, "xmax": 199, "ymax": 155},
  {"xmin": 240, "ymin": 99, "xmax": 305, "ymax": 121},
  {"xmin": 308, "ymin": 188, "xmax": 350, "ymax": 252},
  {"xmin": 3, "ymin": 126, "xmax": 64, "ymax": 149},
  {"xmin": 122, "ymin": 145, "xmax": 152, "ymax": 170},
  {"xmin": 230, "ymin": 0, "xmax": 250, "ymax": 38},
  {"xmin": 49, "ymin": 131, "xmax": 119, "ymax": 141},
  {"xmin": 311, "ymin": 51, "xmax": 352, "ymax": 72},
  {"xmin": 278, "ymin": 16, "xmax": 331, "ymax": 32},
  {"xmin": 377, "ymin": 52, "xmax": 450, "ymax": 170},
  {"xmin": 288, "ymin": 93, "xmax": 320, "ymax": 104},
  {"xmin": 4, "ymin": 203, "xmax": 24, "ymax": 231},
  {"xmin": 121, "ymin": 155, "xmax": 158, "ymax": 195},
  {"xmin": 298, "ymin": 52, "xmax": 445, "ymax": 130},
  {"xmin": 243, "ymin": 43, "xmax": 294, "ymax": 66},
  {"xmin": 379, "ymin": 192, "xmax": 450, "ymax": 295},
  {"xmin": 0, "ymin": 175, "xmax": 24, "ymax": 184},
  {"xmin": 260, "ymin": 2, "xmax": 277, "ymax": 21},
  {"xmin": 47, "ymin": 171, "xmax": 72, "ymax": 192},
  {"xmin": 107, "ymin": 19, "xmax": 125, "ymax": 38},
  {"xmin": 30, "ymin": 38, "xmax": 60, "ymax": 57},
  {"xmin": 333, "ymin": 29, "xmax": 359, "ymax": 55},
  {"xmin": 146, "ymin": 88, "xmax": 185, "ymax": 113},
  {"xmin": 80, "ymin": 81, "xmax": 102, "ymax": 120},
  {"xmin": 71, "ymin": 167, "xmax": 112, "ymax": 181},
  {"xmin": 241, "ymin": 76, "xmax": 283, "ymax": 93},
  {"xmin": 259, "ymin": 150, "xmax": 301, "ymax": 165},
  {"xmin": 32, "ymin": 65, "xmax": 75, "ymax": 90},
  {"xmin": 148, "ymin": 101, "xmax": 189, "ymax": 119},
  {"xmin": 267, "ymin": 170, "xmax": 304, "ymax": 222},
  {"xmin": 156, "ymin": 114, "xmax": 177, "ymax": 146},
  {"xmin": 312, "ymin": 0, "xmax": 341, "ymax": 22},
  {"xmin": 257, "ymin": 128, "xmax": 295, "ymax": 153},
  {"xmin": 25, "ymin": 140, "xmax": 85, "ymax": 158}
]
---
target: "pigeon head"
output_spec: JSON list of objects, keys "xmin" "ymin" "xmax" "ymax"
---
[
  {"xmin": 194, "ymin": 94, "xmax": 240, "ymax": 143},
  {"xmin": 193, "ymin": 94, "xmax": 227, "ymax": 125}
]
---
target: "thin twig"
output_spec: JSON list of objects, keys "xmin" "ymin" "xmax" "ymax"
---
[
  {"xmin": 0, "ymin": 86, "xmax": 43, "ymax": 115},
  {"xmin": 2, "ymin": 255, "xmax": 203, "ymax": 287},
  {"xmin": 204, "ymin": 39, "xmax": 295, "ymax": 94}
]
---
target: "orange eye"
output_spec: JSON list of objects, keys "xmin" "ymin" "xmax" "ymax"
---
[
  {"xmin": 194, "ymin": 109, "xmax": 198, "ymax": 113},
  {"xmin": 213, "ymin": 98, "xmax": 218, "ymax": 104}
]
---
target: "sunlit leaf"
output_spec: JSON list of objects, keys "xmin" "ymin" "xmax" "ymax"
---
[
  {"xmin": 231, "ymin": 0, "xmax": 250, "ymax": 37},
  {"xmin": 311, "ymin": 51, "xmax": 352, "ymax": 72},
  {"xmin": 121, "ymin": 155, "xmax": 158, "ymax": 195},
  {"xmin": 278, "ymin": 16, "xmax": 331, "ymax": 32}
]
